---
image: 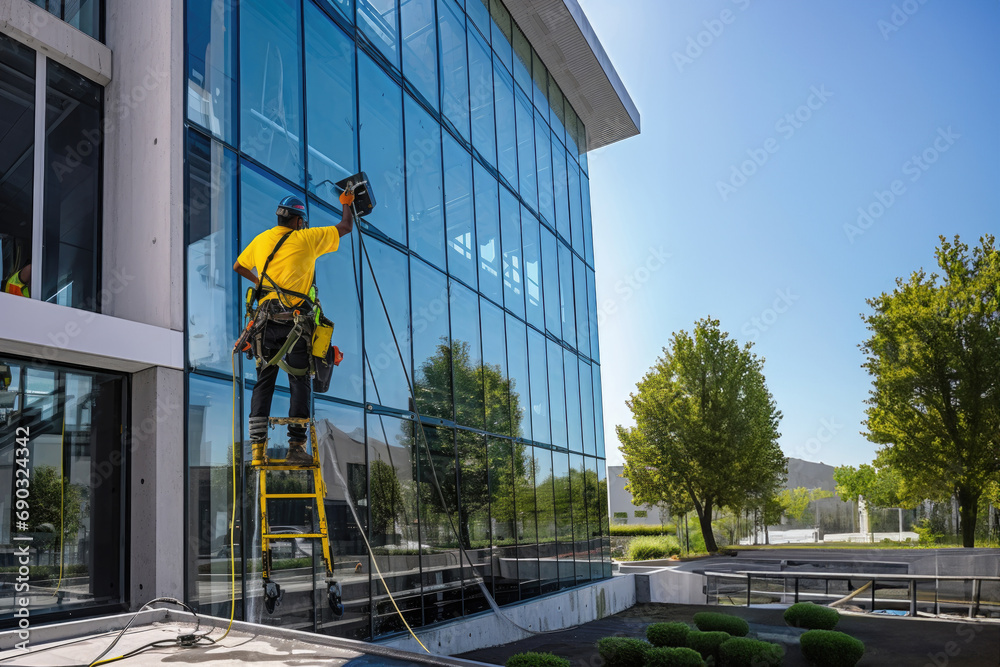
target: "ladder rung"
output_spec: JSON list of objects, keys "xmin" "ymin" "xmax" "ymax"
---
[
  {"xmin": 256, "ymin": 463, "xmax": 319, "ymax": 470},
  {"xmin": 263, "ymin": 533, "xmax": 326, "ymax": 539},
  {"xmin": 269, "ymin": 417, "xmax": 312, "ymax": 425},
  {"xmin": 263, "ymin": 493, "xmax": 320, "ymax": 499}
]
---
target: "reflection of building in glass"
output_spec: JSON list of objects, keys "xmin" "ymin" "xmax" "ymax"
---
[{"xmin": 0, "ymin": 0, "xmax": 637, "ymax": 643}]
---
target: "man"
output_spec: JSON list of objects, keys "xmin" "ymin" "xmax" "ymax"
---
[
  {"xmin": 3, "ymin": 264, "xmax": 30, "ymax": 298},
  {"xmin": 234, "ymin": 191, "xmax": 354, "ymax": 462}
]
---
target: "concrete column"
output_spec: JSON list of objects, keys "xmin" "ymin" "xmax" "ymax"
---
[{"xmin": 129, "ymin": 366, "xmax": 185, "ymax": 609}]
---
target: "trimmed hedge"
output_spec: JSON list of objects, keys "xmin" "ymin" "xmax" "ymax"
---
[
  {"xmin": 626, "ymin": 536, "xmax": 682, "ymax": 561},
  {"xmin": 646, "ymin": 622, "xmax": 691, "ymax": 648},
  {"xmin": 800, "ymin": 630, "xmax": 865, "ymax": 667},
  {"xmin": 505, "ymin": 652, "xmax": 571, "ymax": 667},
  {"xmin": 597, "ymin": 637, "xmax": 652, "ymax": 667},
  {"xmin": 685, "ymin": 630, "xmax": 730, "ymax": 662},
  {"xmin": 718, "ymin": 637, "xmax": 784, "ymax": 667},
  {"xmin": 610, "ymin": 524, "xmax": 676, "ymax": 537},
  {"xmin": 643, "ymin": 646, "xmax": 706, "ymax": 667},
  {"xmin": 692, "ymin": 612, "xmax": 749, "ymax": 637},
  {"xmin": 783, "ymin": 602, "xmax": 840, "ymax": 630}
]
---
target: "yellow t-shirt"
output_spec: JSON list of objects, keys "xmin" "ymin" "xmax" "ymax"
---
[{"xmin": 237, "ymin": 225, "xmax": 340, "ymax": 307}]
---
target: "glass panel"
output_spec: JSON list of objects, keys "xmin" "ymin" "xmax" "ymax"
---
[
  {"xmin": 187, "ymin": 0, "xmax": 236, "ymax": 142},
  {"xmin": 314, "ymin": 401, "xmax": 369, "ymax": 638},
  {"xmin": 570, "ymin": 453, "xmax": 589, "ymax": 584},
  {"xmin": 438, "ymin": 0, "xmax": 470, "ymax": 141},
  {"xmin": 593, "ymin": 364, "xmax": 605, "ymax": 459},
  {"xmin": 312, "ymin": 203, "xmax": 363, "ymax": 403},
  {"xmin": 540, "ymin": 225, "xmax": 560, "ymax": 338},
  {"xmin": 367, "ymin": 413, "xmax": 423, "ymax": 635},
  {"xmin": 320, "ymin": 0, "xmax": 354, "ymax": 23},
  {"xmin": 551, "ymin": 450, "xmax": 573, "ymax": 589},
  {"xmin": 533, "ymin": 447, "xmax": 558, "ymax": 594},
  {"xmin": 547, "ymin": 339, "xmax": 566, "ymax": 449},
  {"xmin": 505, "ymin": 315, "xmax": 530, "ymax": 440},
  {"xmin": 405, "ymin": 98, "xmax": 445, "ymax": 268},
  {"xmin": 305, "ymin": 7, "xmax": 357, "ymax": 204},
  {"xmin": 511, "ymin": 22, "xmax": 531, "ymax": 95},
  {"xmin": 582, "ymin": 173, "xmax": 594, "ymax": 265},
  {"xmin": 481, "ymin": 299, "xmax": 510, "ymax": 436},
  {"xmin": 558, "ymin": 242, "xmax": 576, "ymax": 348},
  {"xmin": 552, "ymin": 136, "xmax": 569, "ymax": 242},
  {"xmin": 0, "ymin": 35, "xmax": 35, "ymax": 302},
  {"xmin": 238, "ymin": 162, "xmax": 304, "ymax": 385},
  {"xmin": 548, "ymin": 73, "xmax": 566, "ymax": 145},
  {"xmin": 474, "ymin": 164, "xmax": 501, "ymax": 303},
  {"xmin": 530, "ymin": 49, "xmax": 547, "ymax": 114},
  {"xmin": 417, "ymin": 425, "xmax": 463, "ymax": 621},
  {"xmin": 412, "ymin": 258, "xmax": 451, "ymax": 420},
  {"xmin": 568, "ymin": 159, "xmax": 583, "ymax": 255},
  {"xmin": 526, "ymin": 327, "xmax": 549, "ymax": 444},
  {"xmin": 493, "ymin": 57, "xmax": 518, "ymax": 189},
  {"xmin": 488, "ymin": 0, "xmax": 513, "ymax": 73},
  {"xmin": 512, "ymin": 442, "xmax": 538, "ymax": 601},
  {"xmin": 489, "ymin": 438, "xmax": 519, "ymax": 603},
  {"xmin": 450, "ymin": 279, "xmax": 483, "ymax": 429},
  {"xmin": 0, "ymin": 359, "xmax": 124, "ymax": 620},
  {"xmin": 522, "ymin": 214, "xmax": 543, "ymax": 330},
  {"xmin": 598, "ymin": 463, "xmax": 611, "ymax": 577},
  {"xmin": 564, "ymin": 348, "xmax": 581, "ymax": 452},
  {"xmin": 467, "ymin": 0, "xmax": 490, "ymax": 38},
  {"xmin": 358, "ymin": 0, "xmax": 399, "ymax": 66},
  {"xmin": 535, "ymin": 114, "xmax": 554, "ymax": 225},
  {"xmin": 580, "ymin": 357, "xmax": 595, "ymax": 456},
  {"xmin": 587, "ymin": 268, "xmax": 599, "ymax": 363},
  {"xmin": 468, "ymin": 30, "xmax": 496, "ymax": 167},
  {"xmin": 443, "ymin": 135, "xmax": 476, "ymax": 288},
  {"xmin": 500, "ymin": 191, "xmax": 523, "ymax": 317},
  {"xmin": 364, "ymin": 236, "xmax": 411, "ymax": 411},
  {"xmin": 186, "ymin": 131, "xmax": 237, "ymax": 374},
  {"xmin": 25, "ymin": 0, "xmax": 99, "ymax": 39},
  {"xmin": 240, "ymin": 0, "xmax": 304, "ymax": 185},
  {"xmin": 401, "ymin": 0, "xmax": 439, "ymax": 108},
  {"xmin": 359, "ymin": 53, "xmax": 406, "ymax": 244},
  {"xmin": 574, "ymin": 255, "xmax": 590, "ymax": 355},
  {"xmin": 514, "ymin": 87, "xmax": 536, "ymax": 211},
  {"xmin": 42, "ymin": 61, "xmax": 101, "ymax": 311},
  {"xmin": 565, "ymin": 105, "xmax": 579, "ymax": 157},
  {"xmin": 188, "ymin": 374, "xmax": 240, "ymax": 617},
  {"xmin": 585, "ymin": 456, "xmax": 602, "ymax": 581},
  {"xmin": 458, "ymin": 430, "xmax": 490, "ymax": 614}
]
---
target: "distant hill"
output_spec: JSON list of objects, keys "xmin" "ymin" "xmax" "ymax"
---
[{"xmin": 786, "ymin": 457, "xmax": 836, "ymax": 493}]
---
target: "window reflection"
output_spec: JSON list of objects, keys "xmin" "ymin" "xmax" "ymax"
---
[
  {"xmin": 240, "ymin": 0, "xmax": 304, "ymax": 185},
  {"xmin": 467, "ymin": 0, "xmax": 491, "ymax": 38},
  {"xmin": 552, "ymin": 138, "xmax": 569, "ymax": 242},
  {"xmin": 412, "ymin": 258, "xmax": 451, "ymax": 420},
  {"xmin": 489, "ymin": 438, "xmax": 520, "ymax": 603},
  {"xmin": 359, "ymin": 53, "xmax": 406, "ymax": 244},
  {"xmin": 458, "ymin": 430, "xmax": 490, "ymax": 614},
  {"xmin": 406, "ymin": 98, "xmax": 445, "ymax": 268},
  {"xmin": 569, "ymin": 453, "xmax": 589, "ymax": 584},
  {"xmin": 305, "ymin": 7, "xmax": 357, "ymax": 204},
  {"xmin": 552, "ymin": 450, "xmax": 574, "ymax": 590},
  {"xmin": 568, "ymin": 159, "xmax": 583, "ymax": 254},
  {"xmin": 547, "ymin": 339, "xmax": 566, "ymax": 449},
  {"xmin": 443, "ymin": 134, "xmax": 477, "ymax": 288},
  {"xmin": 481, "ymin": 299, "xmax": 510, "ymax": 435},
  {"xmin": 535, "ymin": 115, "xmax": 554, "ymax": 225},
  {"xmin": 574, "ymin": 255, "xmax": 590, "ymax": 355},
  {"xmin": 468, "ymin": 30, "xmax": 496, "ymax": 167},
  {"xmin": 585, "ymin": 456, "xmax": 603, "ymax": 581},
  {"xmin": 540, "ymin": 226, "xmax": 560, "ymax": 338},
  {"xmin": 593, "ymin": 364, "xmax": 605, "ymax": 459},
  {"xmin": 438, "ymin": 0, "xmax": 470, "ymax": 141},
  {"xmin": 532, "ymin": 447, "xmax": 557, "ymax": 594},
  {"xmin": 522, "ymin": 214, "xmax": 543, "ymax": 330},
  {"xmin": 580, "ymin": 357, "xmax": 595, "ymax": 456},
  {"xmin": 512, "ymin": 441, "xmax": 538, "ymax": 601},
  {"xmin": 187, "ymin": 0, "xmax": 236, "ymax": 143},
  {"xmin": 364, "ymin": 236, "xmax": 411, "ymax": 411},
  {"xmin": 530, "ymin": 49, "xmax": 547, "ymax": 115},
  {"xmin": 587, "ymin": 268, "xmax": 599, "ymax": 362},
  {"xmin": 582, "ymin": 173, "xmax": 594, "ymax": 265},
  {"xmin": 564, "ymin": 348, "xmax": 581, "ymax": 452},
  {"xmin": 26, "ymin": 0, "xmax": 100, "ymax": 40},
  {"xmin": 474, "ymin": 164, "xmax": 501, "ymax": 303},
  {"xmin": 514, "ymin": 87, "xmax": 536, "ymax": 211},
  {"xmin": 505, "ymin": 315, "xmax": 530, "ymax": 440},
  {"xmin": 488, "ymin": 0, "xmax": 513, "ymax": 72},
  {"xmin": 548, "ymin": 74, "xmax": 566, "ymax": 145},
  {"xmin": 500, "ymin": 192, "xmax": 523, "ymax": 317},
  {"xmin": 597, "ymin": 463, "xmax": 611, "ymax": 577},
  {"xmin": 1, "ymin": 35, "xmax": 35, "ymax": 302},
  {"xmin": 358, "ymin": 0, "xmax": 399, "ymax": 67},
  {"xmin": 416, "ymin": 424, "xmax": 462, "ymax": 622},
  {"xmin": 558, "ymin": 241, "xmax": 576, "ymax": 348},
  {"xmin": 450, "ymin": 279, "xmax": 483, "ymax": 429},
  {"xmin": 186, "ymin": 130, "xmax": 237, "ymax": 375},
  {"xmin": 526, "ymin": 327, "xmax": 548, "ymax": 444},
  {"xmin": 493, "ymin": 59, "xmax": 518, "ymax": 189},
  {"xmin": 401, "ymin": 0, "xmax": 439, "ymax": 109},
  {"xmin": 511, "ymin": 23, "xmax": 531, "ymax": 94}
]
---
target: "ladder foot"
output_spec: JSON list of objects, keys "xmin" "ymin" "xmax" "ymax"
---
[
  {"xmin": 328, "ymin": 581, "xmax": 344, "ymax": 617},
  {"xmin": 263, "ymin": 580, "xmax": 283, "ymax": 615}
]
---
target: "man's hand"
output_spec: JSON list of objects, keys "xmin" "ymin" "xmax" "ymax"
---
[
  {"xmin": 233, "ymin": 261, "xmax": 259, "ymax": 287},
  {"xmin": 336, "ymin": 193, "xmax": 355, "ymax": 237},
  {"xmin": 339, "ymin": 189, "xmax": 355, "ymax": 206}
]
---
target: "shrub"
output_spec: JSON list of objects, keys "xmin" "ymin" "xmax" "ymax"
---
[
  {"xmin": 597, "ymin": 637, "xmax": 651, "ymax": 667},
  {"xmin": 800, "ymin": 630, "xmax": 865, "ymax": 667},
  {"xmin": 685, "ymin": 631, "xmax": 730, "ymax": 662},
  {"xmin": 692, "ymin": 612, "xmax": 749, "ymax": 637},
  {"xmin": 646, "ymin": 622, "xmax": 691, "ymax": 647},
  {"xmin": 717, "ymin": 637, "xmax": 784, "ymax": 667},
  {"xmin": 610, "ymin": 524, "xmax": 676, "ymax": 537},
  {"xmin": 505, "ymin": 652, "xmax": 571, "ymax": 667},
  {"xmin": 626, "ymin": 536, "xmax": 682, "ymax": 561},
  {"xmin": 783, "ymin": 602, "xmax": 840, "ymax": 630},
  {"xmin": 644, "ymin": 646, "xmax": 706, "ymax": 667}
]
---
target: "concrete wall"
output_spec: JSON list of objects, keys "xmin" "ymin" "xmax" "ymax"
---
[
  {"xmin": 607, "ymin": 465, "xmax": 669, "ymax": 526},
  {"xmin": 378, "ymin": 575, "xmax": 636, "ymax": 656}
]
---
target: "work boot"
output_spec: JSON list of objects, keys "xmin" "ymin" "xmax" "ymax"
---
[
  {"xmin": 285, "ymin": 440, "xmax": 312, "ymax": 464},
  {"xmin": 249, "ymin": 416, "xmax": 269, "ymax": 466}
]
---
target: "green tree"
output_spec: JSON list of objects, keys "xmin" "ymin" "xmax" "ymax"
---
[
  {"xmin": 861, "ymin": 235, "xmax": 1000, "ymax": 547},
  {"xmin": 369, "ymin": 458, "xmax": 405, "ymax": 537},
  {"xmin": 778, "ymin": 487, "xmax": 834, "ymax": 525},
  {"xmin": 833, "ymin": 464, "xmax": 907, "ymax": 509},
  {"xmin": 26, "ymin": 465, "xmax": 84, "ymax": 549},
  {"xmin": 618, "ymin": 318, "xmax": 785, "ymax": 553}
]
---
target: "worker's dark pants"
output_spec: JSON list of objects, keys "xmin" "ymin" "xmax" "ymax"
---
[{"xmin": 249, "ymin": 317, "xmax": 311, "ymax": 443}]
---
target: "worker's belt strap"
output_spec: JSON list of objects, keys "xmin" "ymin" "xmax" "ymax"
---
[{"xmin": 260, "ymin": 309, "xmax": 312, "ymax": 377}]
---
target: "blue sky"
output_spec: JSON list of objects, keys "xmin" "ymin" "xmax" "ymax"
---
[{"xmin": 579, "ymin": 0, "xmax": 1000, "ymax": 469}]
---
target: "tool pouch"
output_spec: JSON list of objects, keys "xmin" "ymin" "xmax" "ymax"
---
[{"xmin": 312, "ymin": 314, "xmax": 334, "ymax": 358}]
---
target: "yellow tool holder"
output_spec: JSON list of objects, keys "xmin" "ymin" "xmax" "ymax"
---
[{"xmin": 254, "ymin": 417, "xmax": 334, "ymax": 583}]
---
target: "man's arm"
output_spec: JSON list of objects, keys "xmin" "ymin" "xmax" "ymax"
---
[
  {"xmin": 335, "ymin": 192, "xmax": 355, "ymax": 237},
  {"xmin": 233, "ymin": 261, "xmax": 259, "ymax": 286}
]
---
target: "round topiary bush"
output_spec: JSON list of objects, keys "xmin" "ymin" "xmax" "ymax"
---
[
  {"xmin": 505, "ymin": 651, "xmax": 571, "ymax": 667},
  {"xmin": 783, "ymin": 602, "xmax": 840, "ymax": 630},
  {"xmin": 685, "ymin": 630, "xmax": 730, "ymax": 663},
  {"xmin": 800, "ymin": 630, "xmax": 865, "ymax": 667},
  {"xmin": 643, "ymin": 646, "xmax": 706, "ymax": 667},
  {"xmin": 646, "ymin": 622, "xmax": 691, "ymax": 647},
  {"xmin": 597, "ymin": 637, "xmax": 652, "ymax": 667},
  {"xmin": 717, "ymin": 637, "xmax": 784, "ymax": 667},
  {"xmin": 692, "ymin": 612, "xmax": 749, "ymax": 637}
]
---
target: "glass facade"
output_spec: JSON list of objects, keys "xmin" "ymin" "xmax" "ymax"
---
[{"xmin": 184, "ymin": 0, "xmax": 606, "ymax": 641}]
